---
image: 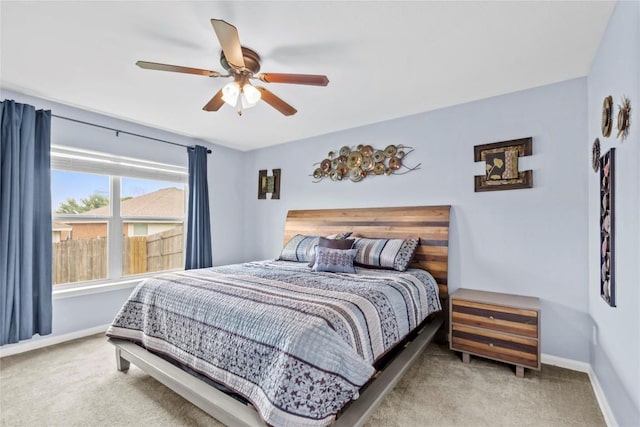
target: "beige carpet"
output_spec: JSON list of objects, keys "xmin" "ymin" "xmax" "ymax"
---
[{"xmin": 0, "ymin": 334, "xmax": 605, "ymax": 427}]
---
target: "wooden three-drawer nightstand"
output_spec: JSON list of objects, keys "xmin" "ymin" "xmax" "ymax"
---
[{"xmin": 449, "ymin": 288, "xmax": 541, "ymax": 377}]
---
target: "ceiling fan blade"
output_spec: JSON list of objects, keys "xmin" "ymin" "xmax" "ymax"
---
[
  {"xmin": 210, "ymin": 19, "xmax": 245, "ymax": 69},
  {"xmin": 257, "ymin": 73, "xmax": 329, "ymax": 86},
  {"xmin": 202, "ymin": 89, "xmax": 225, "ymax": 111},
  {"xmin": 256, "ymin": 87, "xmax": 297, "ymax": 116},
  {"xmin": 136, "ymin": 61, "xmax": 221, "ymax": 77}
]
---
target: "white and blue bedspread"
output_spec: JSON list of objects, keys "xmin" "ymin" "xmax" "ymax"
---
[{"xmin": 107, "ymin": 260, "xmax": 441, "ymax": 426}]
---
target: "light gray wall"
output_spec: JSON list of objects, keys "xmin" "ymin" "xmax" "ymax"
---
[
  {"xmin": 4, "ymin": 15, "xmax": 637, "ymax": 420},
  {"xmin": 0, "ymin": 88, "xmax": 247, "ymax": 337},
  {"xmin": 243, "ymin": 78, "xmax": 590, "ymax": 362},
  {"xmin": 587, "ymin": 1, "xmax": 640, "ymax": 425}
]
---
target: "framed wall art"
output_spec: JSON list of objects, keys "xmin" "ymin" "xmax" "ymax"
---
[
  {"xmin": 474, "ymin": 137, "xmax": 533, "ymax": 192},
  {"xmin": 258, "ymin": 168, "xmax": 281, "ymax": 200},
  {"xmin": 600, "ymin": 148, "xmax": 615, "ymax": 307}
]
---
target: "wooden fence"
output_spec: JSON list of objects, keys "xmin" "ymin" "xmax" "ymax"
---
[
  {"xmin": 123, "ymin": 236, "xmax": 147, "ymax": 275},
  {"xmin": 123, "ymin": 226, "xmax": 184, "ymax": 275},
  {"xmin": 53, "ymin": 226, "xmax": 184, "ymax": 284},
  {"xmin": 53, "ymin": 237, "xmax": 107, "ymax": 284}
]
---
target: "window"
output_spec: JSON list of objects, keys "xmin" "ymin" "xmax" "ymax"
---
[
  {"xmin": 121, "ymin": 177, "xmax": 185, "ymax": 277},
  {"xmin": 132, "ymin": 224, "xmax": 148, "ymax": 236},
  {"xmin": 51, "ymin": 146, "xmax": 187, "ymax": 288},
  {"xmin": 51, "ymin": 171, "xmax": 110, "ymax": 284}
]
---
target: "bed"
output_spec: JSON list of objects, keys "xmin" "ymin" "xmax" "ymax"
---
[{"xmin": 107, "ymin": 205, "xmax": 450, "ymax": 427}]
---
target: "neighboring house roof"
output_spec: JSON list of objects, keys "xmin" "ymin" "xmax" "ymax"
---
[
  {"xmin": 86, "ymin": 187, "xmax": 185, "ymax": 217},
  {"xmin": 52, "ymin": 221, "xmax": 73, "ymax": 231}
]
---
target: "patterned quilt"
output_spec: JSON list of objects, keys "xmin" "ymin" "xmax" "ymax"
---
[{"xmin": 106, "ymin": 260, "xmax": 441, "ymax": 426}]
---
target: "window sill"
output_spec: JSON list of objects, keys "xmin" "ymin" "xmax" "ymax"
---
[
  {"xmin": 53, "ymin": 279, "xmax": 140, "ymax": 299},
  {"xmin": 52, "ymin": 271, "xmax": 182, "ymax": 299}
]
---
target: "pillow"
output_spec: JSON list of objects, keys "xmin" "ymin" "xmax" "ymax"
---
[
  {"xmin": 326, "ymin": 232, "xmax": 353, "ymax": 240},
  {"xmin": 311, "ymin": 246, "xmax": 357, "ymax": 273},
  {"xmin": 279, "ymin": 234, "xmax": 321, "ymax": 262},
  {"xmin": 307, "ymin": 237, "xmax": 355, "ymax": 267},
  {"xmin": 352, "ymin": 237, "xmax": 419, "ymax": 271}
]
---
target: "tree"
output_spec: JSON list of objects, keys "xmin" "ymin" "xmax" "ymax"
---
[{"xmin": 56, "ymin": 193, "xmax": 109, "ymax": 214}]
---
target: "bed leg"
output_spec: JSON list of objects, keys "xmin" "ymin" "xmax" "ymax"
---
[
  {"xmin": 115, "ymin": 347, "xmax": 130, "ymax": 371},
  {"xmin": 462, "ymin": 352, "xmax": 470, "ymax": 364}
]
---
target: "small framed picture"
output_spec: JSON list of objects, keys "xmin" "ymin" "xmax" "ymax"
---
[
  {"xmin": 474, "ymin": 138, "xmax": 533, "ymax": 192},
  {"xmin": 258, "ymin": 169, "xmax": 281, "ymax": 199}
]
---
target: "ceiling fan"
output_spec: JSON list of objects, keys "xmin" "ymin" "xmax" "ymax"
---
[{"xmin": 136, "ymin": 19, "xmax": 329, "ymax": 116}]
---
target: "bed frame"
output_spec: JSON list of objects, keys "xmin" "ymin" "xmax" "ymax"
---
[{"xmin": 109, "ymin": 205, "xmax": 451, "ymax": 427}]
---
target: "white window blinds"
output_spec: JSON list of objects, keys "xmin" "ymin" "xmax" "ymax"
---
[{"xmin": 50, "ymin": 145, "xmax": 188, "ymax": 183}]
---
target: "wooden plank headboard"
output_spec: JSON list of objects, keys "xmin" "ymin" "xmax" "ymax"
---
[{"xmin": 283, "ymin": 205, "xmax": 451, "ymax": 301}]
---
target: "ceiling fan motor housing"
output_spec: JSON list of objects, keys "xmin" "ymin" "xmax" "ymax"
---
[{"xmin": 220, "ymin": 47, "xmax": 261, "ymax": 74}]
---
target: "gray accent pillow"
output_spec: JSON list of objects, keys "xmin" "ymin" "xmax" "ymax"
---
[
  {"xmin": 279, "ymin": 234, "xmax": 321, "ymax": 262},
  {"xmin": 307, "ymin": 237, "xmax": 355, "ymax": 267},
  {"xmin": 311, "ymin": 247, "xmax": 357, "ymax": 273}
]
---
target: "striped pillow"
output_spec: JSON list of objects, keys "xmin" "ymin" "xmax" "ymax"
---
[
  {"xmin": 279, "ymin": 234, "xmax": 321, "ymax": 262},
  {"xmin": 352, "ymin": 237, "xmax": 419, "ymax": 271},
  {"xmin": 311, "ymin": 247, "xmax": 357, "ymax": 273}
]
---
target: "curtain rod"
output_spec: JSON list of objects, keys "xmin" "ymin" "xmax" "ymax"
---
[{"xmin": 51, "ymin": 114, "xmax": 212, "ymax": 154}]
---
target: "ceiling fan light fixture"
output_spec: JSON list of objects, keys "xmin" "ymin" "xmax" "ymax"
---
[
  {"xmin": 222, "ymin": 81, "xmax": 240, "ymax": 106},
  {"xmin": 241, "ymin": 84, "xmax": 261, "ymax": 108},
  {"xmin": 240, "ymin": 95, "xmax": 256, "ymax": 109},
  {"xmin": 222, "ymin": 81, "xmax": 261, "ymax": 110}
]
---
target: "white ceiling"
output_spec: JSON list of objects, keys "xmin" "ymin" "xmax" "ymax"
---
[{"xmin": 1, "ymin": 1, "xmax": 614, "ymax": 151}]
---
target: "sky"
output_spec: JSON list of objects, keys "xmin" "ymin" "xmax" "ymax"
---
[{"xmin": 51, "ymin": 171, "xmax": 181, "ymax": 212}]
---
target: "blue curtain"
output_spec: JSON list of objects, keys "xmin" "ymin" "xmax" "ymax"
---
[
  {"xmin": 0, "ymin": 100, "xmax": 52, "ymax": 345},
  {"xmin": 185, "ymin": 145, "xmax": 212, "ymax": 269}
]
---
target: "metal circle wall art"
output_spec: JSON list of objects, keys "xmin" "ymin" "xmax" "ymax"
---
[
  {"xmin": 311, "ymin": 144, "xmax": 421, "ymax": 182},
  {"xmin": 592, "ymin": 138, "xmax": 601, "ymax": 173},
  {"xmin": 347, "ymin": 151, "xmax": 363, "ymax": 168},
  {"xmin": 601, "ymin": 96, "xmax": 613, "ymax": 137},
  {"xmin": 616, "ymin": 97, "xmax": 631, "ymax": 140}
]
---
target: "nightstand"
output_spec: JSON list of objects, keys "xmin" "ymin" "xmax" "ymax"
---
[{"xmin": 449, "ymin": 288, "xmax": 541, "ymax": 377}]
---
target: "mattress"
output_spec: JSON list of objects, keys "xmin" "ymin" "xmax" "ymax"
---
[{"xmin": 106, "ymin": 260, "xmax": 441, "ymax": 426}]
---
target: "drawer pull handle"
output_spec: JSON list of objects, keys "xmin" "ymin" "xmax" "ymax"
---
[
  {"xmin": 489, "ymin": 343, "xmax": 494, "ymax": 347},
  {"xmin": 489, "ymin": 316, "xmax": 494, "ymax": 320}
]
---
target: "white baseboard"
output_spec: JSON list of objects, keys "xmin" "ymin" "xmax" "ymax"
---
[
  {"xmin": 588, "ymin": 367, "xmax": 618, "ymax": 427},
  {"xmin": 0, "ymin": 323, "xmax": 110, "ymax": 358},
  {"xmin": 541, "ymin": 353, "xmax": 590, "ymax": 373},
  {"xmin": 541, "ymin": 353, "xmax": 616, "ymax": 427}
]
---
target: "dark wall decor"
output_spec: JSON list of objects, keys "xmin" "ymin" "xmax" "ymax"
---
[
  {"xmin": 601, "ymin": 95, "xmax": 613, "ymax": 137},
  {"xmin": 311, "ymin": 144, "xmax": 420, "ymax": 182},
  {"xmin": 616, "ymin": 97, "xmax": 631, "ymax": 140},
  {"xmin": 258, "ymin": 168, "xmax": 281, "ymax": 199},
  {"xmin": 474, "ymin": 137, "xmax": 533, "ymax": 192},
  {"xmin": 592, "ymin": 138, "xmax": 601, "ymax": 173},
  {"xmin": 600, "ymin": 148, "xmax": 615, "ymax": 307}
]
